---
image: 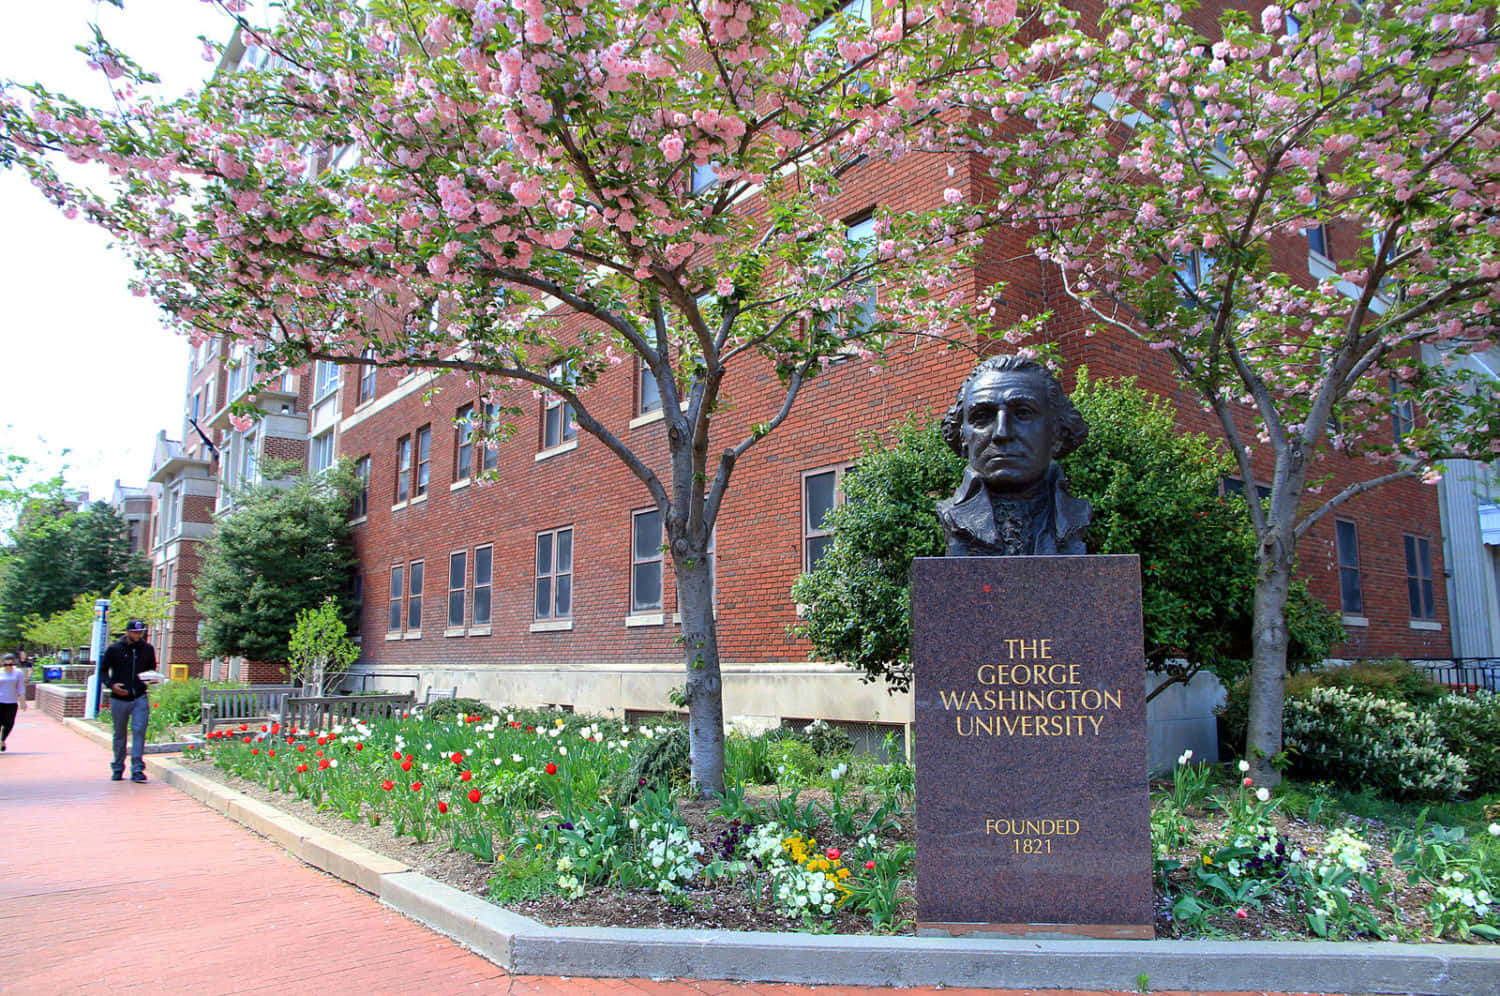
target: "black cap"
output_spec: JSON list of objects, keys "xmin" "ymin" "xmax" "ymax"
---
[{"xmin": 125, "ymin": 619, "xmax": 148, "ymax": 632}]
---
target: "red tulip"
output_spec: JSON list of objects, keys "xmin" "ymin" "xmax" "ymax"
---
[
  {"xmin": 318, "ymin": 758, "xmax": 330, "ymax": 770},
  {"xmin": 545, "ymin": 762, "xmax": 557, "ymax": 775},
  {"xmin": 459, "ymin": 770, "xmax": 473, "ymax": 782},
  {"xmin": 268, "ymin": 750, "xmax": 276, "ymax": 758},
  {"xmin": 451, "ymin": 751, "xmax": 464, "ymax": 764},
  {"xmin": 864, "ymin": 860, "xmax": 876, "ymax": 870},
  {"xmin": 241, "ymin": 736, "xmax": 251, "ymax": 744},
  {"xmin": 381, "ymin": 780, "xmax": 395, "ymax": 791},
  {"xmin": 392, "ymin": 750, "xmax": 403, "ymax": 760},
  {"xmin": 437, "ymin": 801, "xmax": 449, "ymax": 814},
  {"xmin": 238, "ymin": 723, "xmax": 248, "ymax": 731},
  {"xmin": 826, "ymin": 848, "xmax": 841, "ymax": 861},
  {"xmin": 251, "ymin": 748, "xmax": 260, "ymax": 756},
  {"xmin": 354, "ymin": 743, "xmax": 364, "ymax": 751},
  {"xmin": 295, "ymin": 763, "xmax": 308, "ymax": 774},
  {"xmin": 401, "ymin": 759, "xmax": 413, "ymax": 772},
  {"xmin": 411, "ymin": 782, "xmax": 423, "ymax": 792},
  {"xmin": 468, "ymin": 788, "xmax": 482, "ymax": 804}
]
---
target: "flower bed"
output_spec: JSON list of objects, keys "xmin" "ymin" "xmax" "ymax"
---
[{"xmin": 185, "ymin": 708, "xmax": 1500, "ymax": 940}]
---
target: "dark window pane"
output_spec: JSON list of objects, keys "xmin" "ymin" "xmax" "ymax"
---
[
  {"xmin": 635, "ymin": 510, "xmax": 661, "ymax": 560},
  {"xmin": 1407, "ymin": 578, "xmax": 1423, "ymax": 618},
  {"xmin": 409, "ymin": 596, "xmax": 422, "ymax": 631},
  {"xmin": 556, "ymin": 529, "xmax": 573, "ymax": 572},
  {"xmin": 449, "ymin": 590, "xmax": 465, "ymax": 628},
  {"xmin": 449, "ymin": 552, "xmax": 466, "ymax": 591},
  {"xmin": 633, "ymin": 562, "xmax": 662, "ymax": 612},
  {"xmin": 536, "ymin": 533, "xmax": 553, "ymax": 575},
  {"xmin": 475, "ymin": 546, "xmax": 492, "ymax": 584},
  {"xmin": 473, "ymin": 587, "xmax": 491, "ymax": 626},
  {"xmin": 805, "ymin": 471, "xmax": 836, "ymax": 531},
  {"xmin": 555, "ymin": 575, "xmax": 572, "ymax": 616},
  {"xmin": 536, "ymin": 577, "xmax": 552, "ymax": 618},
  {"xmin": 807, "ymin": 534, "xmax": 833, "ymax": 571},
  {"xmin": 409, "ymin": 562, "xmax": 423, "ymax": 595}
]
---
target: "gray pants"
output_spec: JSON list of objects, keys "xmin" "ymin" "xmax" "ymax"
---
[{"xmin": 110, "ymin": 696, "xmax": 149, "ymax": 776}]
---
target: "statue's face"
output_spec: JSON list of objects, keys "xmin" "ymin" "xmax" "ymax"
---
[{"xmin": 961, "ymin": 369, "xmax": 1058, "ymax": 493}]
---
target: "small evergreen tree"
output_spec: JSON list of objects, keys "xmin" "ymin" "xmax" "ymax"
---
[
  {"xmin": 195, "ymin": 462, "xmax": 358, "ymax": 664},
  {"xmin": 792, "ymin": 375, "xmax": 1342, "ymax": 695}
]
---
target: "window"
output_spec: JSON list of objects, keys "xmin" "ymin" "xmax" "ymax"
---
[
  {"xmin": 803, "ymin": 467, "xmax": 847, "ymax": 572},
  {"xmin": 689, "ymin": 161, "xmax": 718, "ymax": 196},
  {"xmin": 845, "ymin": 214, "xmax": 878, "ymax": 336},
  {"xmin": 415, "ymin": 425, "xmax": 431, "ymax": 497},
  {"xmin": 638, "ymin": 359, "xmax": 662, "ymax": 416},
  {"xmin": 535, "ymin": 527, "xmax": 574, "ymax": 620},
  {"xmin": 352, "ymin": 456, "xmax": 370, "ymax": 519},
  {"xmin": 1404, "ymin": 535, "xmax": 1436, "ymax": 620},
  {"xmin": 163, "ymin": 484, "xmax": 182, "ymax": 539},
  {"xmin": 1335, "ymin": 519, "xmax": 1364, "ymax": 615},
  {"xmin": 543, "ymin": 365, "xmax": 578, "ymax": 449},
  {"xmin": 1174, "ymin": 249, "xmax": 1215, "ymax": 303},
  {"xmin": 480, "ymin": 401, "xmax": 500, "ymax": 473},
  {"xmin": 455, "ymin": 404, "xmax": 475, "ymax": 481},
  {"xmin": 310, "ymin": 430, "xmax": 335, "ymax": 474},
  {"xmin": 1391, "ymin": 376, "xmax": 1415, "ymax": 444},
  {"xmin": 239, "ymin": 426, "xmax": 260, "ymax": 488},
  {"xmin": 358, "ymin": 349, "xmax": 378, "ymax": 405},
  {"xmin": 407, "ymin": 560, "xmax": 424, "ymax": 633},
  {"xmin": 448, "ymin": 550, "xmax": 467, "ymax": 629},
  {"xmin": 631, "ymin": 508, "xmax": 664, "ymax": 613},
  {"xmin": 473, "ymin": 544, "xmax": 493, "ymax": 627},
  {"xmin": 388, "ymin": 565, "xmax": 404, "ymax": 633},
  {"xmin": 395, "ymin": 435, "xmax": 412, "ymax": 503},
  {"xmin": 1307, "ymin": 222, "xmax": 1328, "ymax": 259},
  {"xmin": 314, "ymin": 360, "xmax": 340, "ymax": 399}
]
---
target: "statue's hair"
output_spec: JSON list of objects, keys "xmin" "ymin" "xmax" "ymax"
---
[{"xmin": 940, "ymin": 355, "xmax": 1088, "ymax": 459}]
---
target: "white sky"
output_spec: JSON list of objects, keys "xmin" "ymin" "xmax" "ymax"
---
[{"xmin": 0, "ymin": 2, "xmax": 238, "ymax": 503}]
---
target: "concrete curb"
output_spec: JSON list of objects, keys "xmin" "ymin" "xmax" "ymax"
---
[{"xmin": 64, "ymin": 720, "xmax": 1500, "ymax": 994}]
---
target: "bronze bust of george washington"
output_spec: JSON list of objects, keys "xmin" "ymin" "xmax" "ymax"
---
[{"xmin": 937, "ymin": 355, "xmax": 1092, "ymax": 557}]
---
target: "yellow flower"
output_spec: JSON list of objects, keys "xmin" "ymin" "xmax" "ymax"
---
[
  {"xmin": 1202, "ymin": 855, "xmax": 1212, "ymax": 865},
  {"xmin": 837, "ymin": 868, "xmax": 850, "ymax": 879}
]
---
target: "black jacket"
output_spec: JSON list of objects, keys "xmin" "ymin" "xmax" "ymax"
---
[{"xmin": 99, "ymin": 637, "xmax": 157, "ymax": 701}]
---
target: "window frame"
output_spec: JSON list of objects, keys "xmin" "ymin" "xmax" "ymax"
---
[
  {"xmin": 309, "ymin": 429, "xmax": 335, "ymax": 475},
  {"xmin": 357, "ymin": 349, "xmax": 378, "ymax": 405},
  {"xmin": 533, "ymin": 526, "xmax": 575, "ymax": 624},
  {"xmin": 1390, "ymin": 375, "xmax": 1415, "ymax": 444},
  {"xmin": 351, "ymin": 455, "xmax": 370, "ymax": 520},
  {"xmin": 414, "ymin": 424, "xmax": 432, "ymax": 498},
  {"xmin": 480, "ymin": 401, "xmax": 500, "ymax": 473},
  {"xmin": 637, "ymin": 358, "xmax": 662, "ymax": 417},
  {"xmin": 1334, "ymin": 518, "xmax": 1364, "ymax": 617},
  {"xmin": 472, "ymin": 544, "xmax": 493, "ymax": 629},
  {"xmin": 447, "ymin": 549, "xmax": 468, "ymax": 632},
  {"xmin": 1403, "ymin": 534, "xmax": 1436, "ymax": 621},
  {"xmin": 395, "ymin": 434, "xmax": 412, "ymax": 505},
  {"xmin": 454, "ymin": 403, "xmax": 475, "ymax": 483},
  {"xmin": 630, "ymin": 507, "xmax": 665, "ymax": 616},
  {"xmin": 542, "ymin": 364, "xmax": 578, "ymax": 451},
  {"xmin": 802, "ymin": 465, "xmax": 849, "ymax": 573},
  {"xmin": 406, "ymin": 559, "xmax": 424, "ymax": 636},
  {"xmin": 314, "ymin": 359, "xmax": 340, "ymax": 401},
  {"xmin": 387, "ymin": 564, "xmax": 404, "ymax": 635}
]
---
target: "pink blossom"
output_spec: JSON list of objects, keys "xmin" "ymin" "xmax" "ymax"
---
[
  {"xmin": 228, "ymin": 414, "xmax": 254, "ymax": 432},
  {"xmin": 943, "ymin": 188, "xmax": 963, "ymax": 205},
  {"xmin": 658, "ymin": 134, "xmax": 685, "ymax": 162}
]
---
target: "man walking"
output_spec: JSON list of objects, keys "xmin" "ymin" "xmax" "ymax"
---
[{"xmin": 100, "ymin": 619, "xmax": 156, "ymax": 782}]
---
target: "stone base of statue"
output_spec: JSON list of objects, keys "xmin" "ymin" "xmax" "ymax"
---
[{"xmin": 911, "ymin": 555, "xmax": 1151, "ymax": 938}]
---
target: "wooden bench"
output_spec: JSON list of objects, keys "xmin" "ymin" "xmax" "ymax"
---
[
  {"xmin": 276, "ymin": 692, "xmax": 417, "ymax": 733},
  {"xmin": 202, "ymin": 684, "xmax": 298, "ymax": 735}
]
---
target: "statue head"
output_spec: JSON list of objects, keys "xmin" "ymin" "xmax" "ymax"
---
[{"xmin": 941, "ymin": 355, "xmax": 1087, "ymax": 494}]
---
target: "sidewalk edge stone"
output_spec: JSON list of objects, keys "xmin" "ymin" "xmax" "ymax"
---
[{"xmin": 380, "ymin": 871, "xmax": 523, "ymax": 967}]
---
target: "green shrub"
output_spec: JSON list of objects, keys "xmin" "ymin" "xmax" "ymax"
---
[
  {"xmin": 425, "ymin": 697, "xmax": 496, "ymax": 722},
  {"xmin": 1220, "ymin": 659, "xmax": 1451, "ymax": 754},
  {"xmin": 799, "ymin": 718, "xmax": 854, "ymax": 758},
  {"xmin": 725, "ymin": 732, "xmax": 779, "ymax": 785},
  {"xmin": 1430, "ymin": 691, "xmax": 1500, "ymax": 795},
  {"xmin": 613, "ymin": 726, "xmax": 689, "ymax": 805},
  {"xmin": 1283, "ymin": 687, "xmax": 1470, "ymax": 800}
]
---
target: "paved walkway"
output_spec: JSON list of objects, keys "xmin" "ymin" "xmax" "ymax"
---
[{"xmin": 5, "ymin": 710, "xmax": 1299, "ymax": 995}]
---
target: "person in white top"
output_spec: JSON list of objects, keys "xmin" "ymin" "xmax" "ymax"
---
[{"xmin": 0, "ymin": 652, "xmax": 28, "ymax": 752}]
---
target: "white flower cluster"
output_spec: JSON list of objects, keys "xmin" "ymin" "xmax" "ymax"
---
[
  {"xmin": 1435, "ymin": 870, "xmax": 1494, "ymax": 919},
  {"xmin": 1314, "ymin": 827, "xmax": 1370, "ymax": 879},
  {"xmin": 1284, "ymin": 687, "xmax": 1470, "ymax": 798},
  {"xmin": 636, "ymin": 821, "xmax": 705, "ymax": 896},
  {"xmin": 744, "ymin": 823, "xmax": 842, "ymax": 918}
]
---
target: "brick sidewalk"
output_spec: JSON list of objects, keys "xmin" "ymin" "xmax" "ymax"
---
[{"xmin": 2, "ymin": 710, "xmax": 1284, "ymax": 996}]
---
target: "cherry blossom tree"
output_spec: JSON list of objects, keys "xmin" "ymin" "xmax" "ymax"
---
[
  {"xmin": 965, "ymin": 0, "xmax": 1500, "ymax": 781},
  {"xmin": 0, "ymin": 0, "xmax": 1029, "ymax": 793}
]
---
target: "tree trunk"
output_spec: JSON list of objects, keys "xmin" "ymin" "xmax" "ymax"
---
[
  {"xmin": 673, "ymin": 541, "xmax": 725, "ymax": 796},
  {"xmin": 1244, "ymin": 536, "xmax": 1295, "ymax": 787}
]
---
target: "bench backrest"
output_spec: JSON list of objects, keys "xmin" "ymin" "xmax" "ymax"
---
[
  {"xmin": 201, "ymin": 685, "xmax": 298, "ymax": 732},
  {"xmin": 278, "ymin": 692, "xmax": 416, "ymax": 732}
]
